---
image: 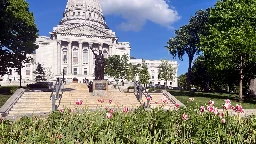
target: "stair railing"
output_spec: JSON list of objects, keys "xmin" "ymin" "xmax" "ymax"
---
[
  {"xmin": 50, "ymin": 78, "xmax": 64, "ymax": 111},
  {"xmin": 134, "ymin": 81, "xmax": 152, "ymax": 108}
]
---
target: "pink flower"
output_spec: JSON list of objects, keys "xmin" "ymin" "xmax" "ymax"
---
[
  {"xmin": 106, "ymin": 113, "xmax": 112, "ymax": 119},
  {"xmin": 146, "ymin": 97, "xmax": 151, "ymax": 101},
  {"xmin": 182, "ymin": 113, "xmax": 188, "ymax": 120},
  {"xmin": 199, "ymin": 106, "xmax": 205, "ymax": 112},
  {"xmin": 70, "ymin": 109, "xmax": 74, "ymax": 113},
  {"xmin": 234, "ymin": 104, "xmax": 244, "ymax": 113},
  {"xmin": 162, "ymin": 98, "xmax": 168, "ymax": 103},
  {"xmin": 223, "ymin": 103, "xmax": 231, "ymax": 109},
  {"xmin": 189, "ymin": 98, "xmax": 194, "ymax": 101},
  {"xmin": 105, "ymin": 107, "xmax": 108, "ymax": 110},
  {"xmin": 155, "ymin": 101, "xmax": 159, "ymax": 104},
  {"xmin": 76, "ymin": 99, "xmax": 83, "ymax": 105},
  {"xmin": 110, "ymin": 109, "xmax": 114, "ymax": 114},
  {"xmin": 221, "ymin": 118, "xmax": 226, "ymax": 124},
  {"xmin": 175, "ymin": 103, "xmax": 180, "ymax": 108},
  {"xmin": 59, "ymin": 108, "xmax": 64, "ymax": 113},
  {"xmin": 123, "ymin": 107, "xmax": 129, "ymax": 113},
  {"xmin": 207, "ymin": 105, "xmax": 214, "ymax": 113},
  {"xmin": 219, "ymin": 112, "xmax": 225, "ymax": 118},
  {"xmin": 225, "ymin": 99, "xmax": 231, "ymax": 104},
  {"xmin": 109, "ymin": 99, "xmax": 112, "ymax": 104},
  {"xmin": 209, "ymin": 100, "xmax": 214, "ymax": 105},
  {"xmin": 98, "ymin": 99, "xmax": 101, "ymax": 102},
  {"xmin": 214, "ymin": 108, "xmax": 219, "ymax": 115}
]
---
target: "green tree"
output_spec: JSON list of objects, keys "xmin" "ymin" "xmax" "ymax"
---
[
  {"xmin": 138, "ymin": 60, "xmax": 150, "ymax": 87},
  {"xmin": 158, "ymin": 59, "xmax": 176, "ymax": 88},
  {"xmin": 0, "ymin": 0, "xmax": 38, "ymax": 75},
  {"xmin": 33, "ymin": 63, "xmax": 46, "ymax": 82},
  {"xmin": 126, "ymin": 63, "xmax": 139, "ymax": 82},
  {"xmin": 178, "ymin": 74, "xmax": 187, "ymax": 89},
  {"xmin": 166, "ymin": 9, "xmax": 209, "ymax": 90},
  {"xmin": 104, "ymin": 55, "xmax": 129, "ymax": 80},
  {"xmin": 200, "ymin": 0, "xmax": 256, "ymax": 101}
]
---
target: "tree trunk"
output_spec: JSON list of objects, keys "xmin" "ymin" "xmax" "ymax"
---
[
  {"xmin": 239, "ymin": 55, "xmax": 243, "ymax": 102},
  {"xmin": 187, "ymin": 58, "xmax": 193, "ymax": 91}
]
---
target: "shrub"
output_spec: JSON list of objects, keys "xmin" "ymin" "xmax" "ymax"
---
[
  {"xmin": 127, "ymin": 86, "xmax": 134, "ymax": 89},
  {"xmin": 0, "ymin": 86, "xmax": 19, "ymax": 95},
  {"xmin": 0, "ymin": 99, "xmax": 256, "ymax": 143},
  {"xmin": 26, "ymin": 83, "xmax": 49, "ymax": 89}
]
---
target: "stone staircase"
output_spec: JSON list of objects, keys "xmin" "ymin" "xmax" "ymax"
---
[{"xmin": 6, "ymin": 83, "xmax": 141, "ymax": 118}]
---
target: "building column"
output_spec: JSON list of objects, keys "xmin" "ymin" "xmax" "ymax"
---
[
  {"xmin": 57, "ymin": 40, "xmax": 61, "ymax": 74},
  {"xmin": 79, "ymin": 41, "xmax": 83, "ymax": 75},
  {"xmin": 88, "ymin": 42, "xmax": 93, "ymax": 75},
  {"xmin": 109, "ymin": 45, "xmax": 113, "ymax": 55},
  {"xmin": 68, "ymin": 41, "xmax": 72, "ymax": 75}
]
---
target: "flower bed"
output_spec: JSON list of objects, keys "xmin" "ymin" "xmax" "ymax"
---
[{"xmin": 0, "ymin": 98, "xmax": 256, "ymax": 143}]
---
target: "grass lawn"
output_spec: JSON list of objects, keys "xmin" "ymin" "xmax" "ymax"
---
[
  {"xmin": 168, "ymin": 90, "xmax": 256, "ymax": 109},
  {"xmin": 0, "ymin": 95, "xmax": 11, "ymax": 107}
]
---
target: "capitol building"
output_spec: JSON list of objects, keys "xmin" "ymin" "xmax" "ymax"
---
[{"xmin": 0, "ymin": 0, "xmax": 178, "ymax": 87}]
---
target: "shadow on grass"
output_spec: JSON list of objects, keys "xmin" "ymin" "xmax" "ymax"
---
[{"xmin": 168, "ymin": 90, "xmax": 256, "ymax": 105}]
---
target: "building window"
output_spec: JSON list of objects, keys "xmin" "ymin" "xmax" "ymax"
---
[
  {"xmin": 78, "ymin": 12, "xmax": 80, "ymax": 15},
  {"xmin": 73, "ymin": 12, "xmax": 75, "ymax": 15},
  {"xmin": 103, "ymin": 50, "xmax": 108, "ymax": 58},
  {"xmin": 63, "ymin": 67, "xmax": 67, "ymax": 75},
  {"xmin": 73, "ymin": 68, "xmax": 77, "ymax": 75},
  {"xmin": 170, "ymin": 82, "xmax": 172, "ymax": 85},
  {"xmin": 9, "ymin": 69, "xmax": 12, "ymax": 75},
  {"xmin": 93, "ymin": 54, "xmax": 95, "ymax": 64},
  {"xmin": 26, "ymin": 64, "xmax": 30, "ymax": 67},
  {"xmin": 73, "ymin": 48, "xmax": 78, "ymax": 65},
  {"xmin": 26, "ymin": 70, "xmax": 30, "ymax": 76},
  {"xmin": 84, "ymin": 68, "xmax": 87, "ymax": 75},
  {"xmin": 83, "ymin": 49, "xmax": 88, "ymax": 64},
  {"xmin": 152, "ymin": 76, "xmax": 154, "ymax": 79},
  {"xmin": 63, "ymin": 50, "xmax": 67, "ymax": 63}
]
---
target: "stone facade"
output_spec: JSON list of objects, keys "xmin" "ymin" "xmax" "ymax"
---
[
  {"xmin": 0, "ymin": 0, "xmax": 178, "ymax": 87},
  {"xmin": 130, "ymin": 59, "xmax": 178, "ymax": 87}
]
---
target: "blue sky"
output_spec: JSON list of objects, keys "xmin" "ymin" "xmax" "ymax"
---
[{"xmin": 26, "ymin": 0, "xmax": 217, "ymax": 76}]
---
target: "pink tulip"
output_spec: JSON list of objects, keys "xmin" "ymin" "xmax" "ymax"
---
[
  {"xmin": 182, "ymin": 113, "xmax": 188, "ymax": 120},
  {"xmin": 175, "ymin": 103, "xmax": 180, "ymax": 108},
  {"xmin": 189, "ymin": 98, "xmax": 194, "ymax": 101},
  {"xmin": 110, "ymin": 109, "xmax": 114, "ymax": 114},
  {"xmin": 234, "ymin": 104, "xmax": 244, "ymax": 113},
  {"xmin": 98, "ymin": 99, "xmax": 101, "ymax": 102},
  {"xmin": 123, "ymin": 107, "xmax": 129, "ymax": 113},
  {"xmin": 155, "ymin": 101, "xmax": 159, "ymax": 104},
  {"xmin": 146, "ymin": 97, "xmax": 151, "ymax": 101},
  {"xmin": 109, "ymin": 99, "xmax": 112, "ymax": 104},
  {"xmin": 106, "ymin": 113, "xmax": 112, "ymax": 119},
  {"xmin": 223, "ymin": 103, "xmax": 231, "ymax": 109},
  {"xmin": 70, "ymin": 109, "xmax": 74, "ymax": 113},
  {"xmin": 225, "ymin": 99, "xmax": 231, "ymax": 104},
  {"xmin": 199, "ymin": 106, "xmax": 205, "ymax": 112},
  {"xmin": 162, "ymin": 98, "xmax": 168, "ymax": 103},
  {"xmin": 59, "ymin": 108, "xmax": 64, "ymax": 113},
  {"xmin": 214, "ymin": 108, "xmax": 219, "ymax": 115},
  {"xmin": 209, "ymin": 100, "xmax": 214, "ymax": 105},
  {"xmin": 221, "ymin": 118, "xmax": 226, "ymax": 124},
  {"xmin": 207, "ymin": 105, "xmax": 214, "ymax": 113},
  {"xmin": 76, "ymin": 99, "xmax": 83, "ymax": 105},
  {"xmin": 219, "ymin": 112, "xmax": 225, "ymax": 118}
]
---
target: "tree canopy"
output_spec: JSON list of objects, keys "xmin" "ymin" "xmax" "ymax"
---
[
  {"xmin": 0, "ymin": 0, "xmax": 38, "ymax": 75},
  {"xmin": 200, "ymin": 0, "xmax": 256, "ymax": 100},
  {"xmin": 166, "ymin": 9, "xmax": 209, "ymax": 90},
  {"xmin": 158, "ymin": 59, "xmax": 176, "ymax": 87},
  {"xmin": 138, "ymin": 60, "xmax": 150, "ymax": 86}
]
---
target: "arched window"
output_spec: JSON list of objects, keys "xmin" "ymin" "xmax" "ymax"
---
[
  {"xmin": 62, "ymin": 48, "xmax": 68, "ymax": 63},
  {"xmin": 83, "ymin": 49, "xmax": 88, "ymax": 64},
  {"xmin": 73, "ymin": 48, "xmax": 78, "ymax": 65}
]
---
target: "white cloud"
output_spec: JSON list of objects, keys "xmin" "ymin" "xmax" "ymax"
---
[{"xmin": 99, "ymin": 0, "xmax": 181, "ymax": 31}]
